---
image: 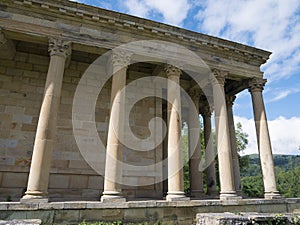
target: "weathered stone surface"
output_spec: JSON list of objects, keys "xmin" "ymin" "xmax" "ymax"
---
[{"xmin": 0, "ymin": 219, "xmax": 41, "ymax": 225}]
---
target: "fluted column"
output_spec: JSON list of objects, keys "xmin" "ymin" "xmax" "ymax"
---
[
  {"xmin": 211, "ymin": 69, "xmax": 240, "ymax": 200},
  {"xmin": 165, "ymin": 65, "xmax": 189, "ymax": 201},
  {"xmin": 188, "ymin": 88, "xmax": 204, "ymax": 198},
  {"xmin": 101, "ymin": 51, "xmax": 131, "ymax": 202},
  {"xmin": 249, "ymin": 78, "xmax": 281, "ymax": 199},
  {"xmin": 226, "ymin": 95, "xmax": 241, "ymax": 194},
  {"xmin": 21, "ymin": 38, "xmax": 71, "ymax": 203},
  {"xmin": 201, "ymin": 104, "xmax": 218, "ymax": 196}
]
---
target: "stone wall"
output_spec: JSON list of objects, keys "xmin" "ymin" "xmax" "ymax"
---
[
  {"xmin": 0, "ymin": 44, "xmax": 163, "ymax": 201},
  {"xmin": 0, "ymin": 199, "xmax": 299, "ymax": 225}
]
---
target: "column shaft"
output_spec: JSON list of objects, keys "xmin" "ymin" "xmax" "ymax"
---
[
  {"xmin": 202, "ymin": 107, "xmax": 218, "ymax": 196},
  {"xmin": 211, "ymin": 69, "xmax": 239, "ymax": 200},
  {"xmin": 188, "ymin": 88, "xmax": 204, "ymax": 197},
  {"xmin": 21, "ymin": 38, "xmax": 70, "ymax": 202},
  {"xmin": 226, "ymin": 95, "xmax": 241, "ymax": 193},
  {"xmin": 101, "ymin": 51, "xmax": 130, "ymax": 202},
  {"xmin": 165, "ymin": 65, "xmax": 189, "ymax": 201},
  {"xmin": 249, "ymin": 78, "xmax": 281, "ymax": 199}
]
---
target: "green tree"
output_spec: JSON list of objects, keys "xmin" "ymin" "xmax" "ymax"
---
[
  {"xmin": 235, "ymin": 122, "xmax": 249, "ymax": 173},
  {"xmin": 182, "ymin": 121, "xmax": 249, "ymax": 194}
]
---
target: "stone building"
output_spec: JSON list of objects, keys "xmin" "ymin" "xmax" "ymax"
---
[{"xmin": 0, "ymin": 0, "xmax": 281, "ymax": 203}]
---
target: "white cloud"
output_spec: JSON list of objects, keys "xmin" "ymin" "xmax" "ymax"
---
[
  {"xmin": 266, "ymin": 87, "xmax": 300, "ymax": 103},
  {"xmin": 235, "ymin": 116, "xmax": 300, "ymax": 155},
  {"xmin": 123, "ymin": 0, "xmax": 191, "ymax": 26},
  {"xmin": 195, "ymin": 0, "xmax": 300, "ymax": 83}
]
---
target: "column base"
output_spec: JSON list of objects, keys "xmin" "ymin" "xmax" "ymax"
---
[
  {"xmin": 190, "ymin": 190, "xmax": 205, "ymax": 198},
  {"xmin": 20, "ymin": 191, "xmax": 48, "ymax": 204},
  {"xmin": 101, "ymin": 191, "xmax": 126, "ymax": 203},
  {"xmin": 220, "ymin": 191, "xmax": 242, "ymax": 201},
  {"xmin": 206, "ymin": 188, "xmax": 219, "ymax": 197},
  {"xmin": 264, "ymin": 191, "xmax": 282, "ymax": 199},
  {"xmin": 166, "ymin": 191, "xmax": 190, "ymax": 201}
]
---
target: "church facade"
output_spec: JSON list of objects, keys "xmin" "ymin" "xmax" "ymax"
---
[{"xmin": 0, "ymin": 0, "xmax": 280, "ymax": 202}]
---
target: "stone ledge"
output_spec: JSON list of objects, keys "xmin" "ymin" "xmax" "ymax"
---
[
  {"xmin": 0, "ymin": 219, "xmax": 41, "ymax": 225},
  {"xmin": 0, "ymin": 199, "xmax": 299, "ymax": 225},
  {"xmin": 0, "ymin": 198, "xmax": 299, "ymax": 210}
]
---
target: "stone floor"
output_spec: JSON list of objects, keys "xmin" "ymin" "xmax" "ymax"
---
[{"xmin": 0, "ymin": 198, "xmax": 299, "ymax": 224}]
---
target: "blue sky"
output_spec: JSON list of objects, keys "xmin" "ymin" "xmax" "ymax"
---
[{"xmin": 71, "ymin": 0, "xmax": 300, "ymax": 155}]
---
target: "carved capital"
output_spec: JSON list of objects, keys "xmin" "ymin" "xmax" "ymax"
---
[
  {"xmin": 49, "ymin": 38, "xmax": 71, "ymax": 58},
  {"xmin": 200, "ymin": 103, "xmax": 213, "ymax": 117},
  {"xmin": 165, "ymin": 64, "xmax": 182, "ymax": 78},
  {"xmin": 248, "ymin": 78, "xmax": 266, "ymax": 93},
  {"xmin": 111, "ymin": 50, "xmax": 131, "ymax": 68},
  {"xmin": 211, "ymin": 69, "xmax": 228, "ymax": 86},
  {"xmin": 225, "ymin": 95, "xmax": 236, "ymax": 107}
]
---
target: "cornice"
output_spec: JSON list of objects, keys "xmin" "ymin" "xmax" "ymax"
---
[{"xmin": 1, "ymin": 0, "xmax": 271, "ymax": 66}]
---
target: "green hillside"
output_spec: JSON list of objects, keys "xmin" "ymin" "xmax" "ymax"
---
[{"xmin": 241, "ymin": 154, "xmax": 300, "ymax": 198}]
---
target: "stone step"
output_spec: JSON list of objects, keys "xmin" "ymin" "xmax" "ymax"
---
[{"xmin": 0, "ymin": 219, "xmax": 42, "ymax": 225}]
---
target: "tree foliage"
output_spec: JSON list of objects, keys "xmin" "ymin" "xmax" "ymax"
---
[{"xmin": 182, "ymin": 120, "xmax": 300, "ymax": 198}]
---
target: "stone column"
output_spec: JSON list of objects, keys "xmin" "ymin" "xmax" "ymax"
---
[
  {"xmin": 249, "ymin": 78, "xmax": 281, "ymax": 199},
  {"xmin": 188, "ymin": 88, "xmax": 204, "ymax": 198},
  {"xmin": 21, "ymin": 38, "xmax": 71, "ymax": 203},
  {"xmin": 226, "ymin": 95, "xmax": 241, "ymax": 194},
  {"xmin": 211, "ymin": 69, "xmax": 240, "ymax": 200},
  {"xmin": 201, "ymin": 104, "xmax": 218, "ymax": 196},
  {"xmin": 165, "ymin": 65, "xmax": 189, "ymax": 201},
  {"xmin": 101, "ymin": 51, "xmax": 130, "ymax": 202}
]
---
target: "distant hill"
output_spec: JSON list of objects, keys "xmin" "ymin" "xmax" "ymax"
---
[
  {"xmin": 241, "ymin": 154, "xmax": 300, "ymax": 177},
  {"xmin": 240, "ymin": 154, "xmax": 300, "ymax": 198}
]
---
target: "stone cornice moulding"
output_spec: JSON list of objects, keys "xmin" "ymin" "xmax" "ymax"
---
[{"xmin": 2, "ymin": 0, "xmax": 271, "ymax": 64}]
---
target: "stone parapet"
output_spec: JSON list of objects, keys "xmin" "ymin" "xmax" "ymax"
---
[{"xmin": 0, "ymin": 199, "xmax": 299, "ymax": 225}]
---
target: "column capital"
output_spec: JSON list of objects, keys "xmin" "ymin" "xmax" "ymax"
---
[
  {"xmin": 211, "ymin": 69, "xmax": 228, "ymax": 86},
  {"xmin": 248, "ymin": 78, "xmax": 267, "ymax": 93},
  {"xmin": 165, "ymin": 64, "xmax": 182, "ymax": 78},
  {"xmin": 226, "ymin": 95, "xmax": 236, "ymax": 107},
  {"xmin": 200, "ymin": 103, "xmax": 213, "ymax": 117},
  {"xmin": 48, "ymin": 38, "xmax": 71, "ymax": 58},
  {"xmin": 111, "ymin": 50, "xmax": 132, "ymax": 68}
]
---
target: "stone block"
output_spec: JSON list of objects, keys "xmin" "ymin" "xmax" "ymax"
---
[
  {"xmin": 5, "ymin": 106, "xmax": 25, "ymax": 114},
  {"xmin": 14, "ymin": 52, "xmax": 28, "ymax": 62},
  {"xmin": 87, "ymin": 175, "xmax": 103, "ymax": 189},
  {"xmin": 124, "ymin": 208, "xmax": 146, "ymax": 221},
  {"xmin": 23, "ymin": 71, "xmax": 40, "ymax": 78},
  {"xmin": 80, "ymin": 209, "xmax": 106, "ymax": 221},
  {"xmin": 21, "ymin": 124, "xmax": 37, "ymax": 132},
  {"xmin": 53, "ymin": 209, "xmax": 80, "ymax": 224},
  {"xmin": 6, "ymin": 68, "xmax": 23, "ymax": 76},
  {"xmin": 69, "ymin": 160, "xmax": 90, "ymax": 169},
  {"xmin": 63, "ymin": 201, "xmax": 87, "ymax": 209},
  {"xmin": 16, "ymin": 62, "xmax": 33, "ymax": 70},
  {"xmin": 69, "ymin": 175, "xmax": 88, "ymax": 189},
  {"xmin": 101, "ymin": 209, "xmax": 124, "ymax": 220},
  {"xmin": 0, "ymin": 139, "xmax": 17, "ymax": 148},
  {"xmin": 49, "ymin": 174, "xmax": 70, "ymax": 189},
  {"xmin": 12, "ymin": 114, "xmax": 32, "ymax": 124},
  {"xmin": 51, "ymin": 159, "xmax": 69, "ymax": 169},
  {"xmin": 0, "ymin": 156, "xmax": 15, "ymax": 166},
  {"xmin": 1, "ymin": 172, "xmax": 28, "ymax": 188},
  {"xmin": 33, "ymin": 64, "xmax": 48, "ymax": 73},
  {"xmin": 0, "ymin": 219, "xmax": 42, "ymax": 225},
  {"xmin": 28, "ymin": 55, "xmax": 49, "ymax": 66}
]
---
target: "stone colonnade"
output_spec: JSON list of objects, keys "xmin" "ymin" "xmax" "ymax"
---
[{"xmin": 21, "ymin": 38, "xmax": 280, "ymax": 203}]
